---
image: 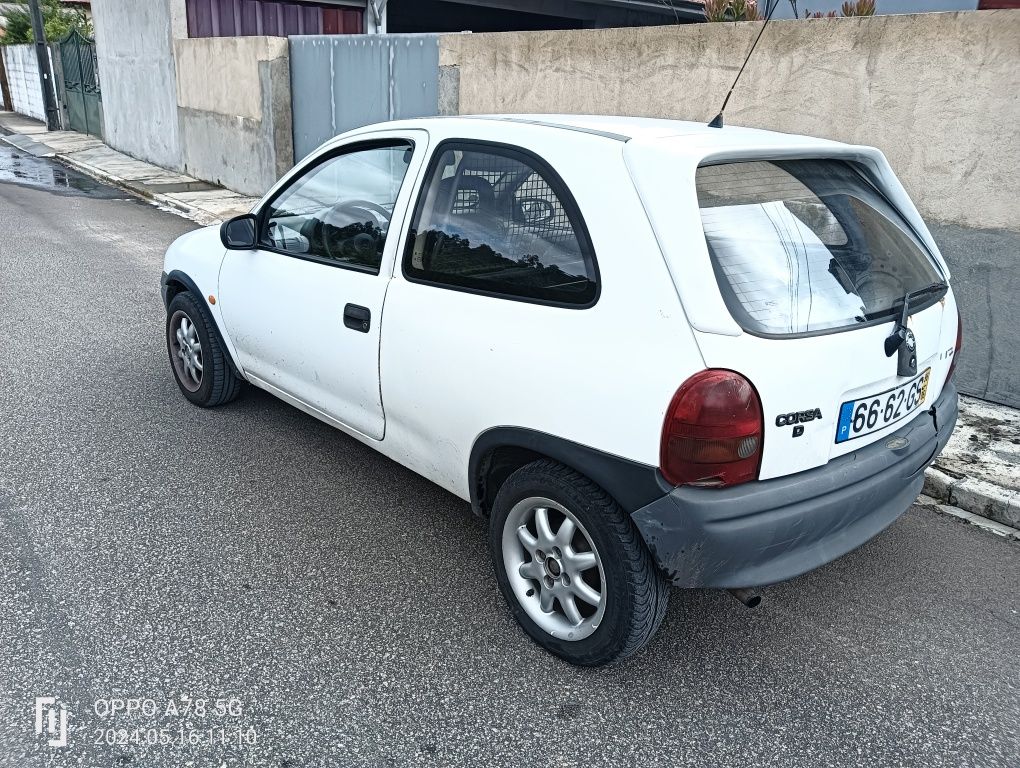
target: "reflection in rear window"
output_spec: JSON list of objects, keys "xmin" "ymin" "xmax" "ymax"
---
[{"xmin": 696, "ymin": 160, "xmax": 943, "ymax": 336}]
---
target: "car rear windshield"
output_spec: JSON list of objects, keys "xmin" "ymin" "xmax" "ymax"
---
[{"xmin": 696, "ymin": 159, "xmax": 944, "ymax": 336}]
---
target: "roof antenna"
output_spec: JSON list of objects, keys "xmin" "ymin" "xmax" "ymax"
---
[{"xmin": 708, "ymin": 0, "xmax": 781, "ymax": 129}]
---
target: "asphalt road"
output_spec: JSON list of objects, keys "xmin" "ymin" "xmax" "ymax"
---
[{"xmin": 0, "ymin": 147, "xmax": 1018, "ymax": 768}]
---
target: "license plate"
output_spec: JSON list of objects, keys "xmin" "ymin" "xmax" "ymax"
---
[{"xmin": 835, "ymin": 369, "xmax": 931, "ymax": 444}]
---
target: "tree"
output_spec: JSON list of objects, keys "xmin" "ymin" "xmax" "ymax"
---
[{"xmin": 0, "ymin": 0, "xmax": 93, "ymax": 45}]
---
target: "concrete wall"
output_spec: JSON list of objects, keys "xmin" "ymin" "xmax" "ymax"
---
[
  {"xmin": 90, "ymin": 0, "xmax": 292, "ymax": 197},
  {"xmin": 439, "ymin": 11, "xmax": 1020, "ymax": 406},
  {"xmin": 174, "ymin": 36, "xmax": 293, "ymax": 196},
  {"xmin": 91, "ymin": 0, "xmax": 187, "ymax": 170},
  {"xmin": 1, "ymin": 45, "xmax": 54, "ymax": 122}
]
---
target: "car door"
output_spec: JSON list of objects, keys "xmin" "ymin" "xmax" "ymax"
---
[{"xmin": 218, "ymin": 131, "xmax": 427, "ymax": 440}]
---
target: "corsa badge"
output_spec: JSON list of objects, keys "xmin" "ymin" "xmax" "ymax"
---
[{"xmin": 776, "ymin": 408, "xmax": 822, "ymax": 438}]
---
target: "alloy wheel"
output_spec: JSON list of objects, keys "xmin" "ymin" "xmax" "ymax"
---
[
  {"xmin": 501, "ymin": 496, "xmax": 607, "ymax": 641},
  {"xmin": 169, "ymin": 310, "xmax": 203, "ymax": 392}
]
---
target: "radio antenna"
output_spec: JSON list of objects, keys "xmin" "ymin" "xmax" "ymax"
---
[{"xmin": 708, "ymin": 0, "xmax": 781, "ymax": 129}]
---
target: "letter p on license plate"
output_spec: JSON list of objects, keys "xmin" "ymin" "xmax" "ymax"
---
[{"xmin": 835, "ymin": 369, "xmax": 931, "ymax": 444}]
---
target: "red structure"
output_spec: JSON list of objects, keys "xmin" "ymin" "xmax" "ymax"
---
[{"xmin": 185, "ymin": 0, "xmax": 364, "ymax": 38}]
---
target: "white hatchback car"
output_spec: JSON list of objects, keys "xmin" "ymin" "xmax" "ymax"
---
[{"xmin": 162, "ymin": 115, "xmax": 960, "ymax": 666}]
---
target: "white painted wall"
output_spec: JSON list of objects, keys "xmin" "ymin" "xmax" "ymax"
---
[
  {"xmin": 90, "ymin": 0, "xmax": 187, "ymax": 170},
  {"xmin": 1, "ymin": 44, "xmax": 56, "ymax": 122}
]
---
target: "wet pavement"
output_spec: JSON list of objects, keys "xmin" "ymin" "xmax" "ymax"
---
[
  {"xmin": 0, "ymin": 112, "xmax": 260, "ymax": 226},
  {"xmin": 0, "ymin": 144, "xmax": 128, "ymax": 199}
]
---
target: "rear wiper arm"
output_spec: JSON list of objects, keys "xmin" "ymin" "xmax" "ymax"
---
[{"xmin": 884, "ymin": 281, "xmax": 947, "ymax": 357}]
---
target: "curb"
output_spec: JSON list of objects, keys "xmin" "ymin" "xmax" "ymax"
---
[
  {"xmin": 923, "ymin": 465, "xmax": 1020, "ymax": 532},
  {"xmin": 916, "ymin": 493, "xmax": 1020, "ymax": 542},
  {"xmin": 0, "ymin": 132, "xmax": 55, "ymax": 158},
  {"xmin": 54, "ymin": 152, "xmax": 224, "ymax": 226}
]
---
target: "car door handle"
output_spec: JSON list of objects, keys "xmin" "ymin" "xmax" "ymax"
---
[{"xmin": 343, "ymin": 303, "xmax": 371, "ymax": 333}]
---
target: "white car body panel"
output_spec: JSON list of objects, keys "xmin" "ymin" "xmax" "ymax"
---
[
  {"xmin": 621, "ymin": 130, "xmax": 954, "ymax": 479},
  {"xmin": 692, "ymin": 293, "xmax": 956, "ymax": 479},
  {"xmin": 376, "ymin": 122, "xmax": 703, "ymax": 497},
  {"xmin": 217, "ymin": 128, "xmax": 430, "ymax": 440},
  {"xmin": 161, "ymin": 226, "xmax": 240, "ymax": 365},
  {"xmin": 162, "ymin": 114, "xmax": 958, "ymax": 498}
]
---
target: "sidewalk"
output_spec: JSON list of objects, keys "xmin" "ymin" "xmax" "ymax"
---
[
  {"xmin": 921, "ymin": 395, "xmax": 1020, "ymax": 539},
  {"xmin": 0, "ymin": 112, "xmax": 258, "ymax": 226},
  {"xmin": 0, "ymin": 112, "xmax": 1016, "ymax": 541}
]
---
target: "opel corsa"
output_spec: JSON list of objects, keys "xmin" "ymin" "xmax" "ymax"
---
[{"xmin": 161, "ymin": 116, "xmax": 961, "ymax": 666}]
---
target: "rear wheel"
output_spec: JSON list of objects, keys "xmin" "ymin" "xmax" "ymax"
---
[
  {"xmin": 166, "ymin": 291, "xmax": 243, "ymax": 407},
  {"xmin": 490, "ymin": 459, "xmax": 669, "ymax": 666}
]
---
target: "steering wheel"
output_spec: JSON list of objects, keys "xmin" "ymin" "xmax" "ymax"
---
[
  {"xmin": 333, "ymin": 199, "xmax": 391, "ymax": 225},
  {"xmin": 318, "ymin": 200, "xmax": 392, "ymax": 262}
]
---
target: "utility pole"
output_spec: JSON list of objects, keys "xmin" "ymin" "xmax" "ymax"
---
[
  {"xmin": 0, "ymin": 50, "xmax": 12, "ymax": 111},
  {"xmin": 27, "ymin": 0, "xmax": 60, "ymax": 130}
]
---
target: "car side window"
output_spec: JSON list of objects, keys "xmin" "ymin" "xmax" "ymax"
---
[
  {"xmin": 403, "ymin": 144, "xmax": 598, "ymax": 306},
  {"xmin": 260, "ymin": 142, "xmax": 413, "ymax": 272}
]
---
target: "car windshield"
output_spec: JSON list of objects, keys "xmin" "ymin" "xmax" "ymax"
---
[{"xmin": 696, "ymin": 159, "xmax": 944, "ymax": 336}]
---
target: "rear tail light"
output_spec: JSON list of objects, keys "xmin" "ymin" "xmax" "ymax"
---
[
  {"xmin": 946, "ymin": 312, "xmax": 963, "ymax": 382},
  {"xmin": 660, "ymin": 369, "xmax": 763, "ymax": 488}
]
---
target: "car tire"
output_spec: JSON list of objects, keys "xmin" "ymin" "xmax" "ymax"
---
[
  {"xmin": 166, "ymin": 291, "xmax": 243, "ymax": 407},
  {"xmin": 489, "ymin": 459, "xmax": 670, "ymax": 666}
]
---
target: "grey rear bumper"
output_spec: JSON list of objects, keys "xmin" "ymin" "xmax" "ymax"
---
[{"xmin": 632, "ymin": 382, "xmax": 959, "ymax": 588}]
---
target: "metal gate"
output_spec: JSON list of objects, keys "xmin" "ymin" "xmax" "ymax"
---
[
  {"xmin": 290, "ymin": 34, "xmax": 441, "ymax": 161},
  {"xmin": 58, "ymin": 29, "xmax": 102, "ymax": 137}
]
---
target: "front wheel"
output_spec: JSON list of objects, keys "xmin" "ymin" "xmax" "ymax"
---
[
  {"xmin": 166, "ymin": 291, "xmax": 243, "ymax": 407},
  {"xmin": 490, "ymin": 460, "xmax": 670, "ymax": 666}
]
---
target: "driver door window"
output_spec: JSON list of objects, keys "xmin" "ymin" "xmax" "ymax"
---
[{"xmin": 260, "ymin": 142, "xmax": 413, "ymax": 273}]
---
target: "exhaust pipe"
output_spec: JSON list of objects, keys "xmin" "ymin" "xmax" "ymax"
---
[{"xmin": 727, "ymin": 588, "xmax": 762, "ymax": 609}]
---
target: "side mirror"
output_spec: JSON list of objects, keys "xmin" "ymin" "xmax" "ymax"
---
[{"xmin": 220, "ymin": 214, "xmax": 257, "ymax": 250}]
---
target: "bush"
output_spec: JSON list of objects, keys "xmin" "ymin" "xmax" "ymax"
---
[
  {"xmin": 704, "ymin": 0, "xmax": 763, "ymax": 21},
  {"xmin": 840, "ymin": 0, "xmax": 876, "ymax": 15},
  {"xmin": 803, "ymin": 0, "xmax": 876, "ymax": 16},
  {"xmin": 0, "ymin": 0, "xmax": 93, "ymax": 45}
]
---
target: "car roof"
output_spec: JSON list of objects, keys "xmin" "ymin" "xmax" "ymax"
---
[
  {"xmin": 340, "ymin": 114, "xmax": 846, "ymax": 152},
  {"xmin": 484, "ymin": 114, "xmax": 755, "ymax": 141}
]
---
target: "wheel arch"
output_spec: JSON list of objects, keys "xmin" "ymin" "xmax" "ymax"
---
[
  {"xmin": 162, "ymin": 269, "xmax": 200, "ymax": 309},
  {"xmin": 468, "ymin": 427, "xmax": 670, "ymax": 518},
  {"xmin": 161, "ymin": 269, "xmax": 243, "ymax": 380}
]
